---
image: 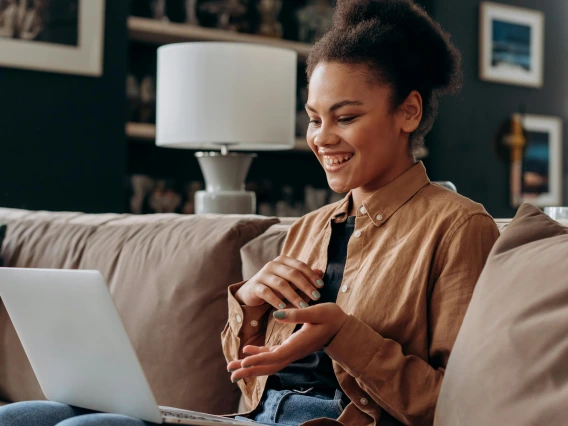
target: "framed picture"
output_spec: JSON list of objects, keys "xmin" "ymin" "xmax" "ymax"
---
[
  {"xmin": 521, "ymin": 114, "xmax": 563, "ymax": 207},
  {"xmin": 0, "ymin": 0, "xmax": 105, "ymax": 77},
  {"xmin": 479, "ymin": 2, "xmax": 544, "ymax": 88}
]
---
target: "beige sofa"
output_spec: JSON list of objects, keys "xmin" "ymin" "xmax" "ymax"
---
[{"xmin": 0, "ymin": 206, "xmax": 566, "ymax": 425}]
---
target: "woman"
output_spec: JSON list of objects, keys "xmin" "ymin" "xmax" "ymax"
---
[
  {"xmin": 224, "ymin": 1, "xmax": 498, "ymax": 425},
  {"xmin": 0, "ymin": 0, "xmax": 498, "ymax": 425}
]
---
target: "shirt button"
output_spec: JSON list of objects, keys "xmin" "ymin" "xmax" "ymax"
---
[
  {"xmin": 341, "ymin": 284, "xmax": 348, "ymax": 293},
  {"xmin": 376, "ymin": 214, "xmax": 383, "ymax": 221},
  {"xmin": 360, "ymin": 398, "xmax": 369, "ymax": 406},
  {"xmin": 250, "ymin": 320, "xmax": 258, "ymax": 327},
  {"xmin": 236, "ymin": 315, "xmax": 242, "ymax": 323},
  {"xmin": 359, "ymin": 206, "xmax": 367, "ymax": 214},
  {"xmin": 353, "ymin": 230, "xmax": 362, "ymax": 238}
]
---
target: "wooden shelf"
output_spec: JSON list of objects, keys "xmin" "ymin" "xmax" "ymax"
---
[
  {"xmin": 128, "ymin": 17, "xmax": 312, "ymax": 60},
  {"xmin": 126, "ymin": 122, "xmax": 311, "ymax": 152}
]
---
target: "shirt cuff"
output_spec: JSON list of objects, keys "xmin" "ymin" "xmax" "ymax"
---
[
  {"xmin": 227, "ymin": 281, "xmax": 272, "ymax": 337},
  {"xmin": 324, "ymin": 314, "xmax": 385, "ymax": 378}
]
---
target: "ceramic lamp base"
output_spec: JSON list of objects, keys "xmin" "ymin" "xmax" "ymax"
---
[
  {"xmin": 194, "ymin": 152, "xmax": 257, "ymax": 214},
  {"xmin": 195, "ymin": 190, "xmax": 256, "ymax": 214}
]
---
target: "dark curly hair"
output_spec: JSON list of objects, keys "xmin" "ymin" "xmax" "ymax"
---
[{"xmin": 307, "ymin": 0, "xmax": 463, "ymax": 157}]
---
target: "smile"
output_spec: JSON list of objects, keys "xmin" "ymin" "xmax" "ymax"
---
[{"xmin": 322, "ymin": 154, "xmax": 354, "ymax": 171}]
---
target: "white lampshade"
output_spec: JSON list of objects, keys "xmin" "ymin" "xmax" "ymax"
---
[{"xmin": 156, "ymin": 42, "xmax": 297, "ymax": 151}]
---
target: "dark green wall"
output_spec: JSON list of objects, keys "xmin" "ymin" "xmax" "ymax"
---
[
  {"xmin": 0, "ymin": 1, "xmax": 129, "ymax": 213},
  {"xmin": 424, "ymin": 0, "xmax": 568, "ymax": 217}
]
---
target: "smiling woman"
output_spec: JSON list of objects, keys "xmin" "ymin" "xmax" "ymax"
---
[{"xmin": 222, "ymin": 1, "xmax": 499, "ymax": 426}]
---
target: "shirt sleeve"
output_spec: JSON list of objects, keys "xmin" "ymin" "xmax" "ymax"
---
[
  {"xmin": 221, "ymin": 281, "xmax": 273, "ymax": 406},
  {"xmin": 324, "ymin": 214, "xmax": 499, "ymax": 425}
]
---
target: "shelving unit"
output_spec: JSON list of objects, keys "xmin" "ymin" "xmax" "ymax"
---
[
  {"xmin": 125, "ymin": 122, "xmax": 311, "ymax": 152},
  {"xmin": 128, "ymin": 17, "xmax": 313, "ymax": 60}
]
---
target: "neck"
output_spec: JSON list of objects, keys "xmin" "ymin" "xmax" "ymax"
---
[{"xmin": 348, "ymin": 159, "xmax": 417, "ymax": 216}]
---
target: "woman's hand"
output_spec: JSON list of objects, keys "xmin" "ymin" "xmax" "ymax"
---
[
  {"xmin": 227, "ymin": 303, "xmax": 348, "ymax": 382},
  {"xmin": 234, "ymin": 255, "xmax": 325, "ymax": 310}
]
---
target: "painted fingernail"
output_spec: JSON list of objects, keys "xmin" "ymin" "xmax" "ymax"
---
[
  {"xmin": 243, "ymin": 365, "xmax": 254, "ymax": 369},
  {"xmin": 279, "ymin": 303, "xmax": 286, "ymax": 309},
  {"xmin": 273, "ymin": 311, "xmax": 286, "ymax": 319},
  {"xmin": 228, "ymin": 368, "xmax": 237, "ymax": 373},
  {"xmin": 232, "ymin": 378, "xmax": 241, "ymax": 384},
  {"xmin": 243, "ymin": 351, "xmax": 251, "ymax": 355},
  {"xmin": 316, "ymin": 279, "xmax": 324, "ymax": 288},
  {"xmin": 312, "ymin": 291, "xmax": 321, "ymax": 299},
  {"xmin": 300, "ymin": 302, "xmax": 309, "ymax": 309}
]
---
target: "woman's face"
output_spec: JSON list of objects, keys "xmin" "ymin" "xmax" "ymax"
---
[{"xmin": 306, "ymin": 62, "xmax": 418, "ymax": 195}]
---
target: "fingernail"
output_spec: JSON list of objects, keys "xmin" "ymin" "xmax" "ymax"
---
[
  {"xmin": 279, "ymin": 303, "xmax": 286, "ymax": 309},
  {"xmin": 232, "ymin": 378, "xmax": 241, "ymax": 384},
  {"xmin": 312, "ymin": 291, "xmax": 321, "ymax": 299},
  {"xmin": 243, "ymin": 365, "xmax": 253, "ymax": 369},
  {"xmin": 243, "ymin": 351, "xmax": 251, "ymax": 355},
  {"xmin": 228, "ymin": 368, "xmax": 237, "ymax": 373},
  {"xmin": 273, "ymin": 311, "xmax": 286, "ymax": 319},
  {"xmin": 316, "ymin": 279, "xmax": 324, "ymax": 288},
  {"xmin": 300, "ymin": 302, "xmax": 309, "ymax": 309}
]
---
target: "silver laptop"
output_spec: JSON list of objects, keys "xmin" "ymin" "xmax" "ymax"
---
[{"xmin": 0, "ymin": 268, "xmax": 259, "ymax": 425}]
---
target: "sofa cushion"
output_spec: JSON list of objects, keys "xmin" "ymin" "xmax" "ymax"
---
[
  {"xmin": 0, "ymin": 209, "xmax": 278, "ymax": 415},
  {"xmin": 241, "ymin": 224, "xmax": 289, "ymax": 280},
  {"xmin": 434, "ymin": 204, "xmax": 568, "ymax": 426}
]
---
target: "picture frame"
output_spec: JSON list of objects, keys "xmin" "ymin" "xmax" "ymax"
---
[
  {"xmin": 521, "ymin": 114, "xmax": 563, "ymax": 207},
  {"xmin": 479, "ymin": 2, "xmax": 544, "ymax": 88},
  {"xmin": 0, "ymin": 0, "xmax": 105, "ymax": 77}
]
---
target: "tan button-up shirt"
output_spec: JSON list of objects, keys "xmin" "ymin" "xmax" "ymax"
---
[{"xmin": 222, "ymin": 162, "xmax": 499, "ymax": 426}]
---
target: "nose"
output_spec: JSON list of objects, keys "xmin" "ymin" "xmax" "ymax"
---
[{"xmin": 313, "ymin": 124, "xmax": 341, "ymax": 148}]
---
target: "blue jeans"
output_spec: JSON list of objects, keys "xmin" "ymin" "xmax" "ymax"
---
[
  {"xmin": 0, "ymin": 401, "xmax": 155, "ymax": 425},
  {"xmin": 236, "ymin": 388, "xmax": 345, "ymax": 426},
  {"xmin": 0, "ymin": 389, "xmax": 344, "ymax": 426}
]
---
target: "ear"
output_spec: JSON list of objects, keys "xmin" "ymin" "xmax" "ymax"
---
[{"xmin": 398, "ymin": 90, "xmax": 422, "ymax": 134}]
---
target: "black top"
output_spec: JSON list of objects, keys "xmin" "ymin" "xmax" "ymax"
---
[{"xmin": 269, "ymin": 216, "xmax": 356, "ymax": 396}]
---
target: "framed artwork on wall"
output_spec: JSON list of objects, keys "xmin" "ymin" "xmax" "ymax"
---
[
  {"xmin": 521, "ymin": 115, "xmax": 563, "ymax": 207},
  {"xmin": 479, "ymin": 2, "xmax": 544, "ymax": 88},
  {"xmin": 0, "ymin": 0, "xmax": 105, "ymax": 77}
]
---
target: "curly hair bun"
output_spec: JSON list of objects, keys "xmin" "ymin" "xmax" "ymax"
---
[{"xmin": 332, "ymin": 0, "xmax": 462, "ymax": 94}]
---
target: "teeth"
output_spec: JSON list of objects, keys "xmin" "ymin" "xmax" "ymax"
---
[{"xmin": 324, "ymin": 154, "xmax": 353, "ymax": 166}]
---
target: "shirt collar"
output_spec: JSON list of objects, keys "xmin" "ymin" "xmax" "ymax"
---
[{"xmin": 331, "ymin": 162, "xmax": 430, "ymax": 227}]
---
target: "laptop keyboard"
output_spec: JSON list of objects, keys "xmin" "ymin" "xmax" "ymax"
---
[{"xmin": 160, "ymin": 408, "xmax": 251, "ymax": 424}]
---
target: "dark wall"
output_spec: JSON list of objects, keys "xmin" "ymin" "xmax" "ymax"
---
[
  {"xmin": 425, "ymin": 0, "xmax": 568, "ymax": 217},
  {"xmin": 0, "ymin": 1, "xmax": 129, "ymax": 213}
]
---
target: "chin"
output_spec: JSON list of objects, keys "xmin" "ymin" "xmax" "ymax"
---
[{"xmin": 326, "ymin": 177, "xmax": 354, "ymax": 194}]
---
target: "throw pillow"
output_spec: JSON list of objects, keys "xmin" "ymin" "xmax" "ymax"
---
[{"xmin": 435, "ymin": 203, "xmax": 568, "ymax": 426}]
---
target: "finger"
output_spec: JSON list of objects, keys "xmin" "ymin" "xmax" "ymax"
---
[
  {"xmin": 242, "ymin": 345, "xmax": 272, "ymax": 356},
  {"xmin": 271, "ymin": 263, "xmax": 322, "ymax": 304},
  {"xmin": 276, "ymin": 256, "xmax": 325, "ymax": 289},
  {"xmin": 258, "ymin": 274, "xmax": 305, "ymax": 309},
  {"xmin": 240, "ymin": 348, "xmax": 293, "ymax": 369},
  {"xmin": 252, "ymin": 283, "xmax": 287, "ymax": 310},
  {"xmin": 272, "ymin": 305, "xmax": 327, "ymax": 325},
  {"xmin": 227, "ymin": 359, "xmax": 242, "ymax": 372},
  {"xmin": 231, "ymin": 363, "xmax": 287, "ymax": 382}
]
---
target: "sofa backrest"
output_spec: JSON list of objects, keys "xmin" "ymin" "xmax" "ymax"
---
[{"xmin": 0, "ymin": 208, "xmax": 278, "ymax": 415}]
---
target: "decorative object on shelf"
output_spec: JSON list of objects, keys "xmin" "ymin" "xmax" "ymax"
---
[
  {"xmin": 130, "ymin": 174, "xmax": 155, "ymax": 214},
  {"xmin": 502, "ymin": 113, "xmax": 528, "ymax": 208},
  {"xmin": 198, "ymin": 0, "xmax": 246, "ymax": 31},
  {"xmin": 519, "ymin": 115, "xmax": 563, "ymax": 207},
  {"xmin": 156, "ymin": 42, "xmax": 297, "ymax": 214},
  {"xmin": 151, "ymin": 0, "xmax": 168, "ymax": 21},
  {"xmin": 296, "ymin": 85, "xmax": 309, "ymax": 137},
  {"xmin": 139, "ymin": 74, "xmax": 156, "ymax": 123},
  {"xmin": 296, "ymin": 0, "xmax": 334, "ymax": 43},
  {"xmin": 257, "ymin": 0, "xmax": 282, "ymax": 38},
  {"xmin": 126, "ymin": 74, "xmax": 141, "ymax": 122},
  {"xmin": 479, "ymin": 2, "xmax": 544, "ymax": 88},
  {"xmin": 184, "ymin": 0, "xmax": 199, "ymax": 25},
  {"xmin": 0, "ymin": 0, "xmax": 105, "ymax": 76}
]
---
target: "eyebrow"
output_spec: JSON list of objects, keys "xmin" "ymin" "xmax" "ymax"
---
[{"xmin": 305, "ymin": 100, "xmax": 364, "ymax": 113}]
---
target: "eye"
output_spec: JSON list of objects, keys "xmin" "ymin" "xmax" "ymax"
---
[
  {"xmin": 309, "ymin": 118, "xmax": 321, "ymax": 125},
  {"xmin": 338, "ymin": 116, "xmax": 356, "ymax": 124}
]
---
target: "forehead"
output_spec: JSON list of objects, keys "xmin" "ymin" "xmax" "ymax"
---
[{"xmin": 308, "ymin": 62, "xmax": 387, "ymax": 105}]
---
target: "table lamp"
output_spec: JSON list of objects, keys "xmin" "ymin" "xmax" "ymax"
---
[{"xmin": 156, "ymin": 42, "xmax": 297, "ymax": 214}]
